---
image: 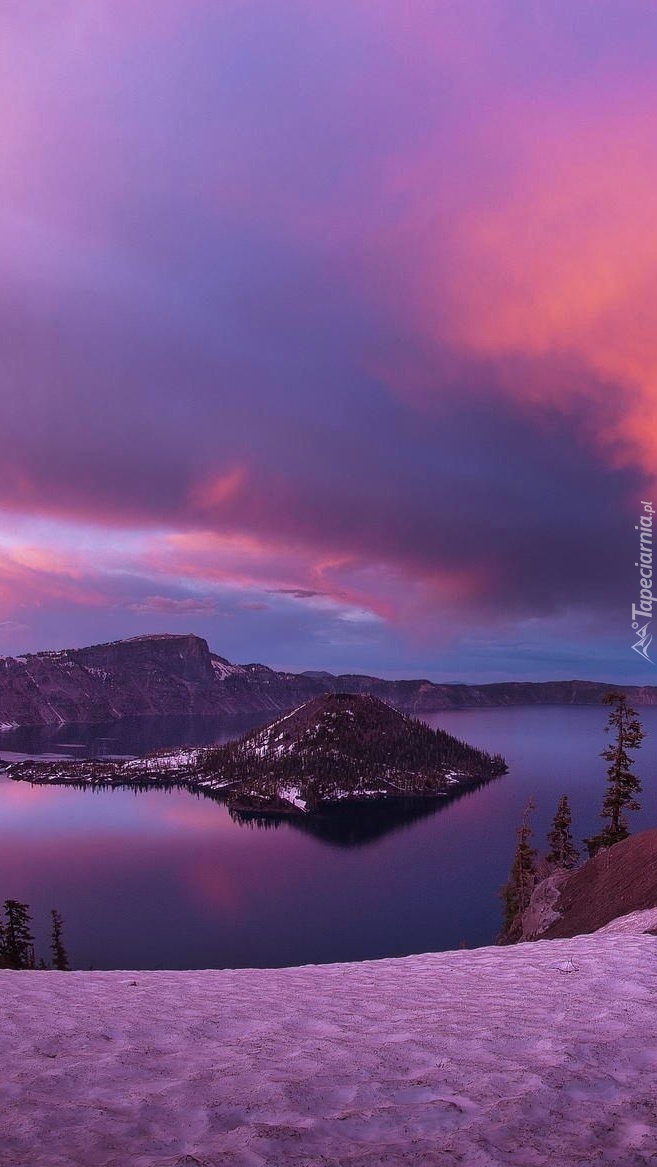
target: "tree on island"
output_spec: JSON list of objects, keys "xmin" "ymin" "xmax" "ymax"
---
[
  {"xmin": 546, "ymin": 794, "xmax": 579, "ymax": 870},
  {"xmin": 584, "ymin": 693, "xmax": 644, "ymax": 858},
  {"xmin": 50, "ymin": 909, "xmax": 70, "ymax": 971},
  {"xmin": 499, "ymin": 799, "xmax": 537, "ymax": 943}
]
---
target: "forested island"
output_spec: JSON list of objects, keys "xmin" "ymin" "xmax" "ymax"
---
[{"xmin": 4, "ymin": 693, "xmax": 507, "ymax": 816}]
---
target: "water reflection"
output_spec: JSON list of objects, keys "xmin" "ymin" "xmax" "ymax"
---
[
  {"xmin": 0, "ymin": 706, "xmax": 654, "ymax": 970},
  {"xmin": 226, "ymin": 785, "xmax": 496, "ymax": 848},
  {"xmin": 0, "ymin": 713, "xmax": 264, "ymax": 760}
]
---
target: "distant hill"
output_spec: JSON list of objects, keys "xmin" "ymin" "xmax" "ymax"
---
[
  {"xmin": 0, "ymin": 632, "xmax": 656, "ymax": 729},
  {"xmin": 5, "ymin": 694, "xmax": 507, "ymax": 815}
]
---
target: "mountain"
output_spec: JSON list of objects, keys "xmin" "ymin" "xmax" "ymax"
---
[
  {"xmin": 1, "ymin": 632, "xmax": 657, "ymax": 729},
  {"xmin": 5, "ymin": 693, "xmax": 508, "ymax": 814}
]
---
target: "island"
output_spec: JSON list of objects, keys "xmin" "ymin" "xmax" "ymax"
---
[{"xmin": 4, "ymin": 693, "xmax": 507, "ymax": 816}]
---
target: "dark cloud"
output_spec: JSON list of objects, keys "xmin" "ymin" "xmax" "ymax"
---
[
  {"xmin": 270, "ymin": 589, "xmax": 330, "ymax": 600},
  {"xmin": 128, "ymin": 596, "xmax": 218, "ymax": 617}
]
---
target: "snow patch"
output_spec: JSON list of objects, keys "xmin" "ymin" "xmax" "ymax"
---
[
  {"xmin": 595, "ymin": 906, "xmax": 657, "ymax": 936},
  {"xmin": 211, "ymin": 658, "xmax": 243, "ymax": 679},
  {"xmin": 124, "ymin": 749, "xmax": 202, "ymax": 772},
  {"xmin": 278, "ymin": 785, "xmax": 307, "ymax": 810},
  {"xmin": 2, "ymin": 927, "xmax": 657, "ymax": 1165}
]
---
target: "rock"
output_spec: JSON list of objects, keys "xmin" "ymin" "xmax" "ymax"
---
[
  {"xmin": 519, "ymin": 869, "xmax": 570, "ymax": 940},
  {"xmin": 520, "ymin": 830, "xmax": 657, "ymax": 941}
]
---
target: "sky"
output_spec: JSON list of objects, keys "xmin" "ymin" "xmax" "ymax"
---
[{"xmin": 0, "ymin": 0, "xmax": 656, "ymax": 682}]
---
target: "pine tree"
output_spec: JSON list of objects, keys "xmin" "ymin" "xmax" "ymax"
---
[
  {"xmin": 499, "ymin": 799, "xmax": 537, "ymax": 943},
  {"xmin": 0, "ymin": 900, "xmax": 35, "ymax": 969},
  {"xmin": 546, "ymin": 794, "xmax": 579, "ymax": 869},
  {"xmin": 584, "ymin": 693, "xmax": 644, "ymax": 858},
  {"xmin": 50, "ymin": 909, "xmax": 70, "ymax": 971}
]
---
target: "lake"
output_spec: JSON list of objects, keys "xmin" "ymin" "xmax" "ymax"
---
[{"xmin": 0, "ymin": 706, "xmax": 655, "ymax": 970}]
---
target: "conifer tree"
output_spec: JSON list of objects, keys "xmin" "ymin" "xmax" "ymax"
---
[
  {"xmin": 585, "ymin": 693, "xmax": 644, "ymax": 858},
  {"xmin": 499, "ymin": 799, "xmax": 537, "ymax": 943},
  {"xmin": 546, "ymin": 794, "xmax": 579, "ymax": 869},
  {"xmin": 0, "ymin": 900, "xmax": 35, "ymax": 969},
  {"xmin": 50, "ymin": 909, "xmax": 70, "ymax": 971}
]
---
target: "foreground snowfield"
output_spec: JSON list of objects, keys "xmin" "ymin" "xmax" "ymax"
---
[{"xmin": 2, "ymin": 912, "xmax": 657, "ymax": 1167}]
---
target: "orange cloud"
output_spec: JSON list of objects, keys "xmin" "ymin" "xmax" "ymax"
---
[{"xmin": 352, "ymin": 63, "xmax": 657, "ymax": 476}]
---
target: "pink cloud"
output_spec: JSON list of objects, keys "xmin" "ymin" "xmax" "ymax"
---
[
  {"xmin": 190, "ymin": 467, "xmax": 247, "ymax": 513},
  {"xmin": 375, "ymin": 87, "xmax": 657, "ymax": 474},
  {"xmin": 0, "ymin": 545, "xmax": 109, "ymax": 619},
  {"xmin": 140, "ymin": 529, "xmax": 486, "ymax": 632}
]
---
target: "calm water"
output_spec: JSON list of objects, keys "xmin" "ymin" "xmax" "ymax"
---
[{"xmin": 0, "ymin": 706, "xmax": 655, "ymax": 970}]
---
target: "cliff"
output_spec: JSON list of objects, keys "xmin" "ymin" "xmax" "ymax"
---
[{"xmin": 519, "ymin": 829, "xmax": 657, "ymax": 941}]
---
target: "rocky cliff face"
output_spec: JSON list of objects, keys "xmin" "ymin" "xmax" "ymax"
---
[
  {"xmin": 1, "ymin": 632, "xmax": 656, "ymax": 728},
  {"xmin": 0, "ymin": 634, "xmax": 323, "ymax": 728},
  {"xmin": 518, "ymin": 829, "xmax": 657, "ymax": 941}
]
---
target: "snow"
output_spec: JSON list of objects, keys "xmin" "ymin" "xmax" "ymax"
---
[
  {"xmin": 594, "ymin": 907, "xmax": 657, "ymax": 936},
  {"xmin": 2, "ymin": 915, "xmax": 657, "ymax": 1166},
  {"xmin": 268, "ymin": 703, "xmax": 304, "ymax": 730},
  {"xmin": 248, "ymin": 716, "xmax": 298, "ymax": 759},
  {"xmin": 330, "ymin": 787, "xmax": 390, "ymax": 801},
  {"xmin": 123, "ymin": 750, "xmax": 202, "ymax": 772},
  {"xmin": 278, "ymin": 785, "xmax": 307, "ymax": 810},
  {"xmin": 444, "ymin": 770, "xmax": 464, "ymax": 784},
  {"xmin": 210, "ymin": 658, "xmax": 243, "ymax": 679}
]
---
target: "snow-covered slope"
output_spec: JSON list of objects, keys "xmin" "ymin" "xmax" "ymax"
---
[{"xmin": 2, "ymin": 912, "xmax": 657, "ymax": 1166}]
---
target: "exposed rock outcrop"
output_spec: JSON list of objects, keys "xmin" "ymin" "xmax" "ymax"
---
[{"xmin": 518, "ymin": 830, "xmax": 657, "ymax": 941}]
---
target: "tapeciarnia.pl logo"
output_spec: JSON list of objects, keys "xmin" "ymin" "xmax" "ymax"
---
[{"xmin": 632, "ymin": 500, "xmax": 655, "ymax": 662}]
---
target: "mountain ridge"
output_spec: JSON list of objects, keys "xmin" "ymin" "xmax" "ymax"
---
[{"xmin": 1, "ymin": 632, "xmax": 656, "ymax": 728}]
